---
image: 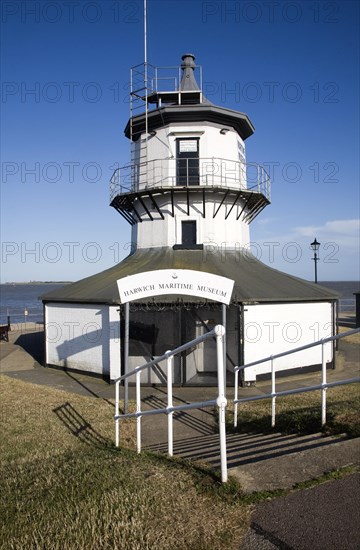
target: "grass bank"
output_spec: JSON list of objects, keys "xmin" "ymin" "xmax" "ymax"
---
[
  {"xmin": 338, "ymin": 325, "xmax": 360, "ymax": 344},
  {"xmin": 228, "ymin": 383, "xmax": 360, "ymax": 437},
  {"xmin": 0, "ymin": 375, "xmax": 249, "ymax": 550},
  {"xmin": 229, "ymin": 327, "xmax": 359, "ymax": 436},
  {"xmin": 1, "ymin": 371, "xmax": 358, "ymax": 549}
]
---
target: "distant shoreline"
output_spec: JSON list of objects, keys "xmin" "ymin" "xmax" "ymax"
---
[
  {"xmin": 2, "ymin": 282, "xmax": 72, "ymax": 285},
  {"xmin": 1, "ymin": 280, "xmax": 358, "ymax": 286}
]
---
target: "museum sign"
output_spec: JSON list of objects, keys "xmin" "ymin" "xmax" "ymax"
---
[{"xmin": 117, "ymin": 269, "xmax": 234, "ymax": 305}]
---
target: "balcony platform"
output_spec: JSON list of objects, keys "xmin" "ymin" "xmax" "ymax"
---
[{"xmin": 110, "ymin": 184, "xmax": 270, "ymax": 225}]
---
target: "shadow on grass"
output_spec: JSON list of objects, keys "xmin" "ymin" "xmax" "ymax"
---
[
  {"xmin": 63, "ymin": 368, "xmax": 114, "ymax": 407},
  {"xmin": 53, "ymin": 402, "xmax": 111, "ymax": 447},
  {"xmin": 228, "ymin": 401, "xmax": 360, "ymax": 438},
  {"xmin": 228, "ymin": 406, "xmax": 324, "ymax": 436},
  {"xmin": 142, "ymin": 393, "xmax": 215, "ymax": 436}
]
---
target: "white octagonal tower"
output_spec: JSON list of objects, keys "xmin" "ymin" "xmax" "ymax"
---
[
  {"xmin": 110, "ymin": 54, "xmax": 271, "ymax": 252},
  {"xmin": 42, "ymin": 54, "xmax": 338, "ymax": 386}
]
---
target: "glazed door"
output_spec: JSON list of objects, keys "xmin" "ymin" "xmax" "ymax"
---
[{"xmin": 182, "ymin": 308, "xmax": 222, "ymax": 385}]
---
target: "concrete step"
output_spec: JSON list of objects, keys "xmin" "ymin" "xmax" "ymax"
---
[{"xmin": 146, "ymin": 431, "xmax": 360, "ymax": 493}]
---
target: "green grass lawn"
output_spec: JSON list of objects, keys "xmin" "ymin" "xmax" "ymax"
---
[
  {"xmin": 228, "ymin": 383, "xmax": 360, "ymax": 437},
  {"xmin": 0, "ymin": 375, "xmax": 249, "ymax": 550},
  {"xmin": 1, "ymin": 374, "xmax": 359, "ymax": 549}
]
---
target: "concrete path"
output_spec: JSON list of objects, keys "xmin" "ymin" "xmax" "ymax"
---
[
  {"xmin": 1, "ymin": 322, "xmax": 359, "ymax": 549},
  {"xmin": 245, "ymin": 473, "xmax": 360, "ymax": 550},
  {"xmin": 146, "ymin": 431, "xmax": 360, "ymax": 491}
]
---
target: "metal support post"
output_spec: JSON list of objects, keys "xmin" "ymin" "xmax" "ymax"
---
[
  {"xmin": 215, "ymin": 325, "xmax": 228, "ymax": 483},
  {"xmin": 222, "ymin": 304, "xmax": 227, "ymax": 386},
  {"xmin": 234, "ymin": 369, "xmax": 238, "ymax": 428},
  {"xmin": 321, "ymin": 341, "xmax": 327, "ymax": 426},
  {"xmin": 271, "ymin": 356, "xmax": 276, "ymax": 428},
  {"xmin": 167, "ymin": 352, "xmax": 174, "ymax": 457},
  {"xmin": 115, "ymin": 380, "xmax": 120, "ymax": 447},
  {"xmin": 136, "ymin": 369, "xmax": 142, "ymax": 453},
  {"xmin": 124, "ymin": 302, "xmax": 129, "ymax": 413}
]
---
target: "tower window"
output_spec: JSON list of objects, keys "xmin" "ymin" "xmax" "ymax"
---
[{"xmin": 176, "ymin": 138, "xmax": 199, "ymax": 186}]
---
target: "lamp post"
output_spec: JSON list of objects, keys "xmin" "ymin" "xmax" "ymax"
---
[{"xmin": 310, "ymin": 238, "xmax": 320, "ymax": 284}]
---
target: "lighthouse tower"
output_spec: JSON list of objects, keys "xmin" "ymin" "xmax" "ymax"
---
[
  {"xmin": 42, "ymin": 53, "xmax": 337, "ymax": 387},
  {"xmin": 110, "ymin": 54, "xmax": 270, "ymax": 253}
]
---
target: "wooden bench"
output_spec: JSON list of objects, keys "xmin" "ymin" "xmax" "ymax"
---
[{"xmin": 0, "ymin": 325, "xmax": 10, "ymax": 342}]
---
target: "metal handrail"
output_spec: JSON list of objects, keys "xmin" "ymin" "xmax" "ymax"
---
[
  {"xmin": 109, "ymin": 157, "xmax": 271, "ymax": 203},
  {"xmin": 132, "ymin": 62, "xmax": 203, "ymax": 95},
  {"xmin": 114, "ymin": 324, "xmax": 228, "ymax": 482},
  {"xmin": 113, "ymin": 326, "xmax": 358, "ymax": 484},
  {"xmin": 233, "ymin": 328, "xmax": 360, "ymax": 429}
]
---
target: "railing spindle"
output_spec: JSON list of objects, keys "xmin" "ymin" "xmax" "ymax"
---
[
  {"xmin": 234, "ymin": 369, "xmax": 238, "ymax": 428},
  {"xmin": 215, "ymin": 325, "xmax": 228, "ymax": 483},
  {"xmin": 136, "ymin": 369, "xmax": 141, "ymax": 453},
  {"xmin": 321, "ymin": 340, "xmax": 327, "ymax": 426},
  {"xmin": 271, "ymin": 356, "xmax": 276, "ymax": 428},
  {"xmin": 167, "ymin": 352, "xmax": 174, "ymax": 457},
  {"xmin": 115, "ymin": 379, "xmax": 120, "ymax": 447}
]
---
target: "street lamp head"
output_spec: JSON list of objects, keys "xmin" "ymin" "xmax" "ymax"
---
[{"xmin": 310, "ymin": 238, "xmax": 320, "ymax": 252}]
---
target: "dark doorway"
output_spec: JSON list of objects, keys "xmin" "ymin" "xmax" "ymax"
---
[{"xmin": 182, "ymin": 220, "xmax": 197, "ymax": 247}]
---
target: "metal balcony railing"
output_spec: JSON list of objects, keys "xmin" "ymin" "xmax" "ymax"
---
[
  {"xmin": 130, "ymin": 62, "xmax": 203, "ymax": 104},
  {"xmin": 110, "ymin": 158, "xmax": 271, "ymax": 203}
]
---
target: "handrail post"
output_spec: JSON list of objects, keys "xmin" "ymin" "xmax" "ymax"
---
[
  {"xmin": 115, "ymin": 379, "xmax": 120, "ymax": 447},
  {"xmin": 167, "ymin": 352, "xmax": 174, "ymax": 457},
  {"xmin": 321, "ymin": 340, "xmax": 327, "ymax": 426},
  {"xmin": 234, "ymin": 368, "xmax": 238, "ymax": 428},
  {"xmin": 124, "ymin": 302, "xmax": 130, "ymax": 414},
  {"xmin": 271, "ymin": 356, "xmax": 276, "ymax": 428},
  {"xmin": 136, "ymin": 369, "xmax": 142, "ymax": 453},
  {"xmin": 215, "ymin": 325, "xmax": 228, "ymax": 483}
]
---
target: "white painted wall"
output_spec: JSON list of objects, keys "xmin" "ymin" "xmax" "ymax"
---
[
  {"xmin": 243, "ymin": 302, "xmax": 333, "ymax": 381},
  {"xmin": 136, "ymin": 121, "xmax": 247, "ymax": 189},
  {"xmin": 134, "ymin": 193, "xmax": 251, "ymax": 249},
  {"xmin": 45, "ymin": 303, "xmax": 121, "ymax": 379},
  {"xmin": 130, "ymin": 121, "xmax": 254, "ymax": 250},
  {"xmin": 44, "ymin": 300, "xmax": 335, "ymax": 386}
]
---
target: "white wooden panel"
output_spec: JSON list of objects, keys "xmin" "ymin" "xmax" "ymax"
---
[
  {"xmin": 109, "ymin": 306, "xmax": 121, "ymax": 380},
  {"xmin": 243, "ymin": 302, "xmax": 333, "ymax": 381},
  {"xmin": 45, "ymin": 303, "xmax": 119, "ymax": 377}
]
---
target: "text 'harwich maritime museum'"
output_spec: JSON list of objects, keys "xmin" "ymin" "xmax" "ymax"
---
[{"xmin": 41, "ymin": 54, "xmax": 339, "ymax": 386}]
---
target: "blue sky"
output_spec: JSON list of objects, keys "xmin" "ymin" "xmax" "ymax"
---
[{"xmin": 1, "ymin": 0, "xmax": 359, "ymax": 283}]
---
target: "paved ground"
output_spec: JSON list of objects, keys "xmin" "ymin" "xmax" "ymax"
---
[
  {"xmin": 249, "ymin": 472, "xmax": 360, "ymax": 550},
  {"xmin": 1, "ymin": 317, "xmax": 359, "ymax": 549}
]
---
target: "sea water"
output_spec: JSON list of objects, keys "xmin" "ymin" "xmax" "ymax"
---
[
  {"xmin": 0, "ymin": 283, "xmax": 68, "ymax": 324},
  {"xmin": 0, "ymin": 280, "xmax": 359, "ymax": 325}
]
